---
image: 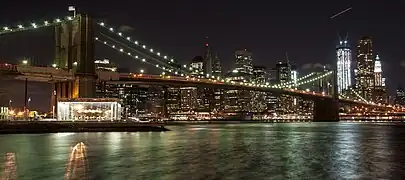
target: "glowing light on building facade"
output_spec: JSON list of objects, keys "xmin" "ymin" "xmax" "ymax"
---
[
  {"xmin": 234, "ymin": 49, "xmax": 253, "ymax": 75},
  {"xmin": 57, "ymin": 98, "xmax": 122, "ymax": 121},
  {"xmin": 290, "ymin": 65, "xmax": 298, "ymax": 87},
  {"xmin": 356, "ymin": 36, "xmax": 374, "ymax": 100},
  {"xmin": 374, "ymin": 54, "xmax": 382, "ymax": 86},
  {"xmin": 336, "ymin": 40, "xmax": 352, "ymax": 93},
  {"xmin": 372, "ymin": 54, "xmax": 387, "ymax": 104}
]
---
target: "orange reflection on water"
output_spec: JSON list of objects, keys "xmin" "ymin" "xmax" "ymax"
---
[
  {"xmin": 0, "ymin": 153, "xmax": 16, "ymax": 180},
  {"xmin": 65, "ymin": 142, "xmax": 89, "ymax": 180}
]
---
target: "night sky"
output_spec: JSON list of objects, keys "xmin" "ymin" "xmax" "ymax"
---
[{"xmin": 0, "ymin": 0, "xmax": 404, "ymax": 111}]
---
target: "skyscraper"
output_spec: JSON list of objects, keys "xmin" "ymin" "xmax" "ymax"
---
[
  {"xmin": 396, "ymin": 86, "xmax": 405, "ymax": 105},
  {"xmin": 190, "ymin": 56, "xmax": 204, "ymax": 76},
  {"xmin": 290, "ymin": 65, "xmax": 298, "ymax": 87},
  {"xmin": 212, "ymin": 53, "xmax": 222, "ymax": 77},
  {"xmin": 374, "ymin": 54, "xmax": 382, "ymax": 86},
  {"xmin": 234, "ymin": 49, "xmax": 253, "ymax": 75},
  {"xmin": 355, "ymin": 36, "xmax": 374, "ymax": 100},
  {"xmin": 336, "ymin": 39, "xmax": 352, "ymax": 93},
  {"xmin": 253, "ymin": 66, "xmax": 266, "ymax": 84},
  {"xmin": 275, "ymin": 61, "xmax": 290, "ymax": 83},
  {"xmin": 372, "ymin": 54, "xmax": 387, "ymax": 103},
  {"xmin": 203, "ymin": 43, "xmax": 213, "ymax": 77}
]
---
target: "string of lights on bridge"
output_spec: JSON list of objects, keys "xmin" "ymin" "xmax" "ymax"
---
[
  {"xmin": 97, "ymin": 22, "xmax": 190, "ymax": 73},
  {"xmin": 338, "ymin": 89, "xmax": 365, "ymax": 102},
  {"xmin": 274, "ymin": 71, "xmax": 332, "ymax": 89},
  {"xmin": 350, "ymin": 88, "xmax": 370, "ymax": 103},
  {"xmin": 276, "ymin": 72, "xmax": 316, "ymax": 88},
  {"xmin": 0, "ymin": 16, "xmax": 75, "ymax": 35},
  {"xmin": 97, "ymin": 32, "xmax": 191, "ymax": 75},
  {"xmin": 95, "ymin": 36, "xmax": 185, "ymax": 76}
]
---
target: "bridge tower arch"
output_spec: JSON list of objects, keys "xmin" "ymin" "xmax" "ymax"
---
[{"xmin": 51, "ymin": 14, "xmax": 96, "ymax": 115}]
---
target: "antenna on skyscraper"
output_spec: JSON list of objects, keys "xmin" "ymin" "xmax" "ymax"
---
[
  {"xmin": 204, "ymin": 36, "xmax": 209, "ymax": 47},
  {"xmin": 345, "ymin": 32, "xmax": 349, "ymax": 42},
  {"xmin": 285, "ymin": 52, "xmax": 292, "ymax": 70},
  {"xmin": 285, "ymin": 52, "xmax": 289, "ymax": 64}
]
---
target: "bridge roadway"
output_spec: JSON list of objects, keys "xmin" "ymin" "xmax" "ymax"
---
[
  {"xmin": 116, "ymin": 74, "xmax": 331, "ymax": 98},
  {"xmin": 114, "ymin": 74, "xmax": 389, "ymax": 108},
  {"xmin": 0, "ymin": 64, "xmax": 74, "ymax": 82},
  {"xmin": 0, "ymin": 64, "xmax": 390, "ymax": 109}
]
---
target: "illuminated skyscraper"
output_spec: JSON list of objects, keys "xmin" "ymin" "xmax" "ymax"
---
[
  {"xmin": 395, "ymin": 86, "xmax": 405, "ymax": 105},
  {"xmin": 372, "ymin": 54, "xmax": 387, "ymax": 103},
  {"xmin": 203, "ymin": 42, "xmax": 222, "ymax": 78},
  {"xmin": 203, "ymin": 43, "xmax": 213, "ymax": 77},
  {"xmin": 212, "ymin": 53, "xmax": 222, "ymax": 77},
  {"xmin": 94, "ymin": 59, "xmax": 117, "ymax": 72},
  {"xmin": 355, "ymin": 36, "xmax": 374, "ymax": 100},
  {"xmin": 253, "ymin": 66, "xmax": 266, "ymax": 84},
  {"xmin": 234, "ymin": 49, "xmax": 253, "ymax": 75},
  {"xmin": 336, "ymin": 40, "xmax": 352, "ymax": 93},
  {"xmin": 275, "ymin": 61, "xmax": 290, "ymax": 83},
  {"xmin": 290, "ymin": 65, "xmax": 298, "ymax": 87},
  {"xmin": 190, "ymin": 56, "xmax": 204, "ymax": 76},
  {"xmin": 374, "ymin": 54, "xmax": 382, "ymax": 87}
]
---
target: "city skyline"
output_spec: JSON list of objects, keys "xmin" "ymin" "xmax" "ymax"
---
[{"xmin": 0, "ymin": 1, "xmax": 404, "ymax": 111}]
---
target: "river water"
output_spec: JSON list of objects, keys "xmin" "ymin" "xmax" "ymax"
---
[{"xmin": 0, "ymin": 123, "xmax": 405, "ymax": 179}]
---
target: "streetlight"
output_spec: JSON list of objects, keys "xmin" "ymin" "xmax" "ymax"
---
[
  {"xmin": 28, "ymin": 97, "xmax": 31, "ymax": 109},
  {"xmin": 22, "ymin": 60, "xmax": 28, "ymax": 65},
  {"xmin": 140, "ymin": 69, "xmax": 144, "ymax": 74}
]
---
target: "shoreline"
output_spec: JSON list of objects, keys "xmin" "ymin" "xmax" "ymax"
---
[
  {"xmin": 0, "ymin": 121, "xmax": 169, "ymax": 134},
  {"xmin": 163, "ymin": 120, "xmax": 405, "ymax": 125},
  {"xmin": 163, "ymin": 120, "xmax": 313, "ymax": 125}
]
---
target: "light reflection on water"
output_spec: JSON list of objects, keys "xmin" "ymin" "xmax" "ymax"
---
[
  {"xmin": 0, "ymin": 123, "xmax": 405, "ymax": 179},
  {"xmin": 65, "ymin": 142, "xmax": 88, "ymax": 180},
  {"xmin": 1, "ymin": 152, "xmax": 16, "ymax": 180}
]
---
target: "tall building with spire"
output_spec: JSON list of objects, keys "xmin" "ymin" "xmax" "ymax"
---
[
  {"xmin": 374, "ymin": 54, "xmax": 383, "ymax": 87},
  {"xmin": 336, "ymin": 39, "xmax": 352, "ymax": 93},
  {"xmin": 355, "ymin": 36, "xmax": 374, "ymax": 101},
  {"xmin": 203, "ymin": 43, "xmax": 213, "ymax": 78},
  {"xmin": 372, "ymin": 54, "xmax": 387, "ymax": 103}
]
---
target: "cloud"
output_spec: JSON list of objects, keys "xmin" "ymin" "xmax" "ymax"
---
[
  {"xmin": 400, "ymin": 60, "xmax": 405, "ymax": 68},
  {"xmin": 301, "ymin": 63, "xmax": 331, "ymax": 70},
  {"xmin": 118, "ymin": 25, "xmax": 134, "ymax": 32}
]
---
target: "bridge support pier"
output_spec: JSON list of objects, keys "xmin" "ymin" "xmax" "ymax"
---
[
  {"xmin": 50, "ymin": 80, "xmax": 77, "ymax": 118},
  {"xmin": 313, "ymin": 98, "xmax": 339, "ymax": 122},
  {"xmin": 74, "ymin": 75, "xmax": 96, "ymax": 98}
]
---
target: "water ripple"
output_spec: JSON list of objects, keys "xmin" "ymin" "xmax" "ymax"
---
[{"xmin": 1, "ymin": 123, "xmax": 405, "ymax": 179}]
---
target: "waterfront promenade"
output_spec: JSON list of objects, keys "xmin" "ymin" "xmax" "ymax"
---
[{"xmin": 0, "ymin": 121, "xmax": 168, "ymax": 134}]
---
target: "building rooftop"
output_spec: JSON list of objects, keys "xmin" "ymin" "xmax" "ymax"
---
[
  {"xmin": 58, "ymin": 98, "xmax": 120, "ymax": 102},
  {"xmin": 191, "ymin": 56, "xmax": 204, "ymax": 63}
]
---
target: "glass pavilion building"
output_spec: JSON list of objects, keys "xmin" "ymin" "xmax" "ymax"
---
[{"xmin": 57, "ymin": 98, "xmax": 122, "ymax": 121}]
